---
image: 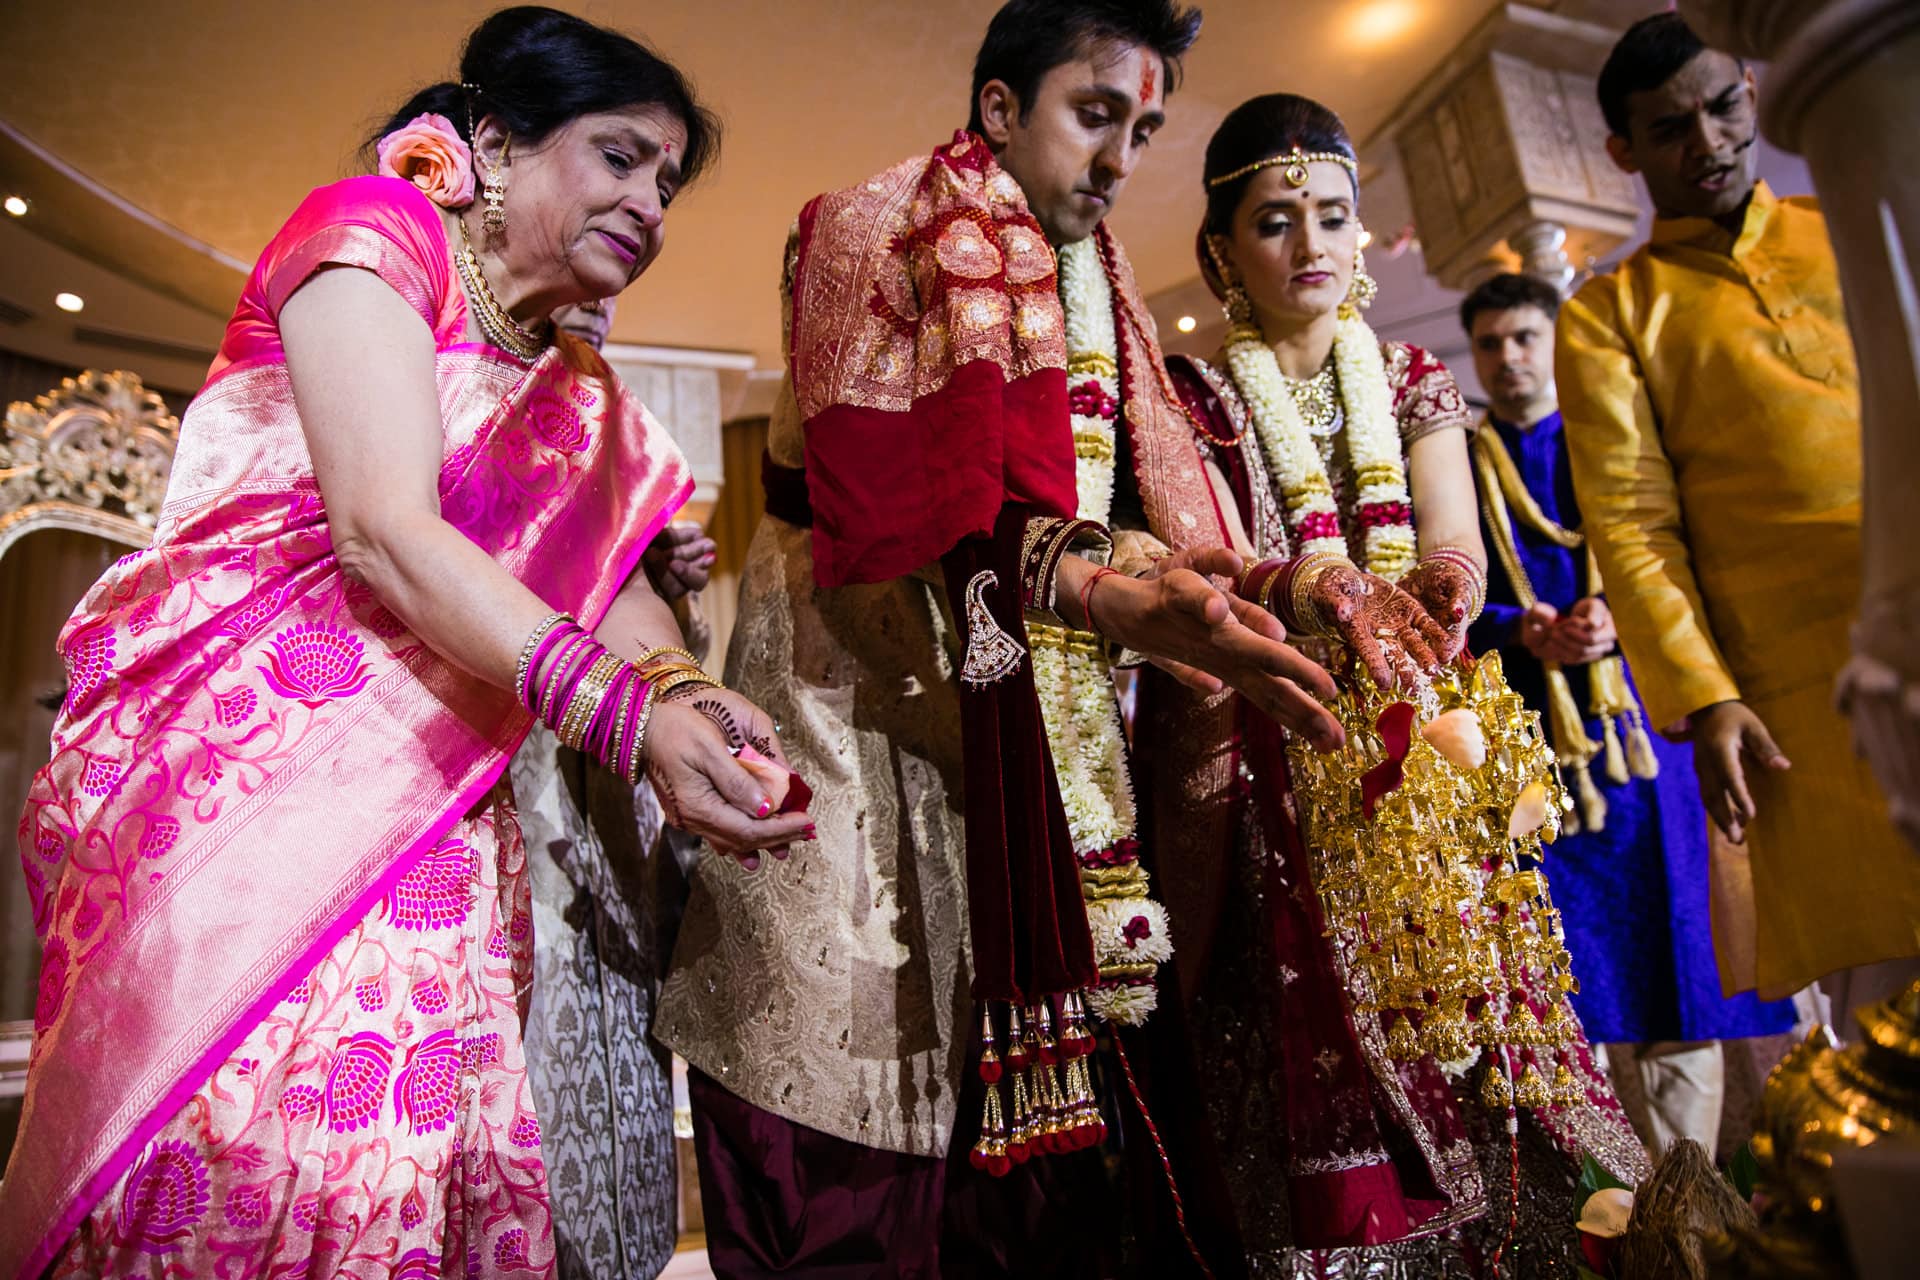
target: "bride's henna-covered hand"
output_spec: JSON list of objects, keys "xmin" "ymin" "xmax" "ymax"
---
[
  {"xmin": 1308, "ymin": 561, "xmax": 1449, "ymax": 690},
  {"xmin": 644, "ymin": 688, "xmax": 813, "ymax": 870},
  {"xmin": 1398, "ymin": 555, "xmax": 1478, "ymax": 662}
]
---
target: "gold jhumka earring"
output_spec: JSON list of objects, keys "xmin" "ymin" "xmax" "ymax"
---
[
  {"xmin": 481, "ymin": 137, "xmax": 510, "ymax": 235},
  {"xmin": 1204, "ymin": 235, "xmax": 1255, "ymax": 328},
  {"xmin": 1340, "ymin": 230, "xmax": 1378, "ymax": 320}
]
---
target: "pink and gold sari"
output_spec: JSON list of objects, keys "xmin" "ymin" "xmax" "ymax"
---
[{"xmin": 1, "ymin": 176, "xmax": 691, "ymax": 1278}]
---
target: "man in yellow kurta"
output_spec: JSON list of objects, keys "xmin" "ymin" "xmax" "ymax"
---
[{"xmin": 1559, "ymin": 12, "xmax": 1920, "ymax": 1002}]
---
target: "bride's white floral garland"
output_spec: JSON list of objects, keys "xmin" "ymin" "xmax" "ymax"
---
[
  {"xmin": 1039, "ymin": 237, "xmax": 1169, "ymax": 1027},
  {"xmin": 1224, "ymin": 313, "xmax": 1417, "ymax": 580}
]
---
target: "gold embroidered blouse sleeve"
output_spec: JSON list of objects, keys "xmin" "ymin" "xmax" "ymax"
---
[{"xmin": 1558, "ymin": 282, "xmax": 1741, "ymax": 729}]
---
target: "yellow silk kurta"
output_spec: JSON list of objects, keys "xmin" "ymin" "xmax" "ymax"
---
[{"xmin": 1560, "ymin": 182, "xmax": 1920, "ymax": 998}]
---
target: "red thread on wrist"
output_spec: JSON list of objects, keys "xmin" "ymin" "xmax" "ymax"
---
[{"xmin": 1080, "ymin": 566, "xmax": 1120, "ymax": 633}]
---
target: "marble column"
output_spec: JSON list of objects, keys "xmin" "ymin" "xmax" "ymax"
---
[{"xmin": 1387, "ymin": 5, "xmax": 1640, "ymax": 294}]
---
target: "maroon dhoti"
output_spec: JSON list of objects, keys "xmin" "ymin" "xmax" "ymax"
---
[{"xmin": 689, "ymin": 1066, "xmax": 1112, "ymax": 1279}]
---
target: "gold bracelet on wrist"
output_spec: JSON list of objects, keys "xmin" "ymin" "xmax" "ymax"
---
[
  {"xmin": 607, "ymin": 661, "xmax": 640, "ymax": 765},
  {"xmin": 630, "ymin": 681, "xmax": 662, "ymax": 783},
  {"xmin": 634, "ymin": 645, "xmax": 701, "ymax": 669},
  {"xmin": 559, "ymin": 652, "xmax": 623, "ymax": 750},
  {"xmin": 515, "ymin": 611, "xmax": 572, "ymax": 707},
  {"xmin": 1287, "ymin": 551, "xmax": 1354, "ymax": 638},
  {"xmin": 538, "ymin": 632, "xmax": 594, "ymax": 728},
  {"xmin": 651, "ymin": 668, "xmax": 723, "ymax": 702}
]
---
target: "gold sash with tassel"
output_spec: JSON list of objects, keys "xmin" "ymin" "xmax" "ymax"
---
[{"xmin": 1472, "ymin": 421, "xmax": 1658, "ymax": 835}]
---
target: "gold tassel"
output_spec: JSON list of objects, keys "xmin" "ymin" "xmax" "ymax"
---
[
  {"xmin": 1573, "ymin": 760, "xmax": 1608, "ymax": 834},
  {"xmin": 1625, "ymin": 707, "xmax": 1660, "ymax": 780},
  {"xmin": 1543, "ymin": 666, "xmax": 1603, "ymax": 834},
  {"xmin": 1600, "ymin": 714, "xmax": 1629, "ymax": 785}
]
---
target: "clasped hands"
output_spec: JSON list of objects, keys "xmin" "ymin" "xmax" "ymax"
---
[{"xmin": 1516, "ymin": 596, "xmax": 1615, "ymax": 666}]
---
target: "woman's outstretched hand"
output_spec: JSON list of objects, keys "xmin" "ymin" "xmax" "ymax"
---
[
  {"xmin": 644, "ymin": 688, "xmax": 814, "ymax": 869},
  {"xmin": 1081, "ymin": 548, "xmax": 1345, "ymax": 752}
]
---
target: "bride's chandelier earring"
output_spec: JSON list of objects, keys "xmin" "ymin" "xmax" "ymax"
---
[
  {"xmin": 1205, "ymin": 236, "xmax": 1256, "ymax": 331},
  {"xmin": 1340, "ymin": 228, "xmax": 1377, "ymax": 320}
]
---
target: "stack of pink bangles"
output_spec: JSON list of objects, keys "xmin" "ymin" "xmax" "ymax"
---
[{"xmin": 515, "ymin": 612, "xmax": 721, "ymax": 784}]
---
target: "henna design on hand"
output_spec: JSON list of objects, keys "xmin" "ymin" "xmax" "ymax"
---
[{"xmin": 691, "ymin": 696, "xmax": 773, "ymax": 758}]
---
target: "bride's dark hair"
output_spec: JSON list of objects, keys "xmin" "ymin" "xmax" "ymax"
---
[{"xmin": 1201, "ymin": 93, "xmax": 1354, "ymax": 237}]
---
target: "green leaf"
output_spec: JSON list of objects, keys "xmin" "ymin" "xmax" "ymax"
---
[
  {"xmin": 1576, "ymin": 1152, "xmax": 1630, "ymax": 1217},
  {"xmin": 1726, "ymin": 1140, "xmax": 1760, "ymax": 1201}
]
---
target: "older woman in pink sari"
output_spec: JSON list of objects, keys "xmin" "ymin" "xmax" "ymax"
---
[{"xmin": 0, "ymin": 9, "xmax": 811, "ymax": 1278}]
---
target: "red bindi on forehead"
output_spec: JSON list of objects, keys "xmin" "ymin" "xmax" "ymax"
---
[{"xmin": 1138, "ymin": 58, "xmax": 1156, "ymax": 104}]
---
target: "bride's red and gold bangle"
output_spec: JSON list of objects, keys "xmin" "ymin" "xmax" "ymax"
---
[
  {"xmin": 1418, "ymin": 545, "xmax": 1488, "ymax": 622},
  {"xmin": 1233, "ymin": 556, "xmax": 1289, "ymax": 615},
  {"xmin": 1276, "ymin": 550, "xmax": 1352, "ymax": 637}
]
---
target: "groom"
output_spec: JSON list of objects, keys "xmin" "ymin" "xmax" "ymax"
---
[{"xmin": 658, "ymin": 2, "xmax": 1344, "ymax": 1274}]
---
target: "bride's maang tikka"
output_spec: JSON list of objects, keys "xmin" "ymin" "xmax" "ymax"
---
[{"xmin": 1207, "ymin": 145, "xmax": 1358, "ymax": 190}]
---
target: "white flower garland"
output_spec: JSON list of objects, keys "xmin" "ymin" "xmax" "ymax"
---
[
  {"xmin": 1044, "ymin": 237, "xmax": 1169, "ymax": 1025},
  {"xmin": 1057, "ymin": 237, "xmax": 1120, "ymax": 526},
  {"xmin": 1225, "ymin": 313, "xmax": 1417, "ymax": 580},
  {"xmin": 1042, "ymin": 238, "xmax": 1136, "ymax": 855}
]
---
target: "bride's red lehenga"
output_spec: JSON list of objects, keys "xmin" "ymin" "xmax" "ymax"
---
[{"xmin": 1119, "ymin": 347, "xmax": 1650, "ymax": 1279}]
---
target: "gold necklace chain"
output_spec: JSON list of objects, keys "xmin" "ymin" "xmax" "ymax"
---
[
  {"xmin": 455, "ymin": 217, "xmax": 548, "ymax": 362},
  {"xmin": 1283, "ymin": 362, "xmax": 1339, "ymax": 437}
]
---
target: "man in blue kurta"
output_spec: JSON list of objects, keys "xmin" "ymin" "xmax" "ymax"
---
[{"xmin": 1460, "ymin": 273, "xmax": 1791, "ymax": 1156}]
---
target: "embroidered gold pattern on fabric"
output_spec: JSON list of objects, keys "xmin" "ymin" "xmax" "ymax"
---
[{"xmin": 959, "ymin": 570, "xmax": 1026, "ymax": 686}]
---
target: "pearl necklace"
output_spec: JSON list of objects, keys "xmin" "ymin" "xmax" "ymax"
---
[{"xmin": 455, "ymin": 217, "xmax": 549, "ymax": 362}]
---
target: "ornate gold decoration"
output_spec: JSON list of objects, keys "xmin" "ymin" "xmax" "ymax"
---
[
  {"xmin": 1710, "ymin": 980, "xmax": 1920, "ymax": 1279},
  {"xmin": 959, "ymin": 570, "xmax": 1026, "ymax": 686},
  {"xmin": 1207, "ymin": 146, "xmax": 1358, "ymax": 190},
  {"xmin": 0, "ymin": 369, "xmax": 179, "ymax": 561},
  {"xmin": 1284, "ymin": 651, "xmax": 1582, "ymax": 1100},
  {"xmin": 1286, "ymin": 361, "xmax": 1341, "ymax": 438}
]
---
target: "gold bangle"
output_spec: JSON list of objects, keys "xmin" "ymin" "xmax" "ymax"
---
[
  {"xmin": 560, "ymin": 652, "xmax": 623, "ymax": 750},
  {"xmin": 630, "ymin": 681, "xmax": 662, "ymax": 783},
  {"xmin": 606, "ymin": 662, "xmax": 640, "ymax": 765},
  {"xmin": 1288, "ymin": 551, "xmax": 1353, "ymax": 638},
  {"xmin": 538, "ymin": 631, "xmax": 594, "ymax": 728},
  {"xmin": 634, "ymin": 645, "xmax": 700, "ymax": 668},
  {"xmin": 515, "ymin": 611, "xmax": 572, "ymax": 706},
  {"xmin": 652, "ymin": 668, "xmax": 723, "ymax": 701}
]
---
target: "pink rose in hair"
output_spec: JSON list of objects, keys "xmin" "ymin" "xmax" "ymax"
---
[{"xmin": 377, "ymin": 113, "xmax": 475, "ymax": 209}]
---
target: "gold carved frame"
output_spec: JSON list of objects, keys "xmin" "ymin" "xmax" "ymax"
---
[{"xmin": 0, "ymin": 369, "xmax": 176, "ymax": 1099}]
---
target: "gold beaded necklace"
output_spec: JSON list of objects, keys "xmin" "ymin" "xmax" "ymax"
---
[{"xmin": 455, "ymin": 216, "xmax": 549, "ymax": 362}]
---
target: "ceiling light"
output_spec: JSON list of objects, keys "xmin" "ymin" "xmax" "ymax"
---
[
  {"xmin": 3, "ymin": 195, "xmax": 27, "ymax": 217},
  {"xmin": 1176, "ymin": 315, "xmax": 1197, "ymax": 333},
  {"xmin": 1342, "ymin": 1, "xmax": 1419, "ymax": 49},
  {"xmin": 55, "ymin": 292, "xmax": 84, "ymax": 313}
]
